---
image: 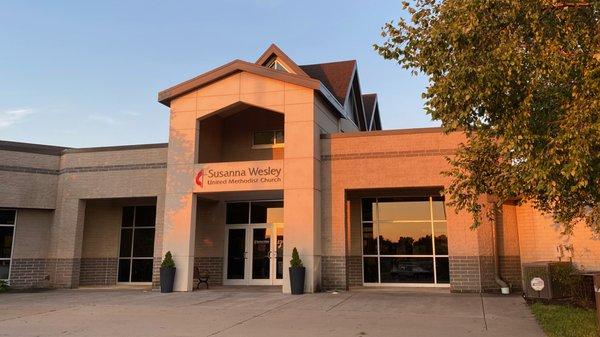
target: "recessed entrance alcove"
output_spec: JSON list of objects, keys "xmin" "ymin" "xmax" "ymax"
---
[{"xmin": 197, "ymin": 103, "xmax": 284, "ymax": 164}]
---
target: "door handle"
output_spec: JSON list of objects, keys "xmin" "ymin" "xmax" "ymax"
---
[{"xmin": 244, "ymin": 251, "xmax": 248, "ymax": 259}]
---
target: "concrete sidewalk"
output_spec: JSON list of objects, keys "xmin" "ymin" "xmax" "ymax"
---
[{"xmin": 0, "ymin": 289, "xmax": 545, "ymax": 337}]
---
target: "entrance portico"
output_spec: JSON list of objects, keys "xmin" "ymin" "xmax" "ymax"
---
[{"xmin": 160, "ymin": 64, "xmax": 324, "ymax": 292}]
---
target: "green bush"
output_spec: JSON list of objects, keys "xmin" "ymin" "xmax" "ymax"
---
[
  {"xmin": 290, "ymin": 247, "xmax": 303, "ymax": 268},
  {"xmin": 0, "ymin": 280, "xmax": 8, "ymax": 293},
  {"xmin": 161, "ymin": 251, "xmax": 175, "ymax": 268}
]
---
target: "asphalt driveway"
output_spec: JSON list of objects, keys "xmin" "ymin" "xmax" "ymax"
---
[{"xmin": 0, "ymin": 288, "xmax": 544, "ymax": 337}]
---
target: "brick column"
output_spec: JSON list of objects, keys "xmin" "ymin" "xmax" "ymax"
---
[
  {"xmin": 48, "ymin": 198, "xmax": 86, "ymax": 288},
  {"xmin": 162, "ymin": 93, "xmax": 199, "ymax": 292},
  {"xmin": 282, "ymin": 85, "xmax": 321, "ymax": 293}
]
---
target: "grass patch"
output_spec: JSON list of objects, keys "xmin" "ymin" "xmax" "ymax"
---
[{"xmin": 531, "ymin": 302, "xmax": 598, "ymax": 337}]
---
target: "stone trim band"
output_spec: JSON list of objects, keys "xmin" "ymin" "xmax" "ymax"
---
[
  {"xmin": 0, "ymin": 163, "xmax": 167, "ymax": 176},
  {"xmin": 322, "ymin": 149, "xmax": 456, "ymax": 161}
]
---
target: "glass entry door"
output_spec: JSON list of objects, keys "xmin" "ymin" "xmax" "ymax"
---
[
  {"xmin": 224, "ymin": 224, "xmax": 283, "ymax": 285},
  {"xmin": 224, "ymin": 201, "xmax": 283, "ymax": 286}
]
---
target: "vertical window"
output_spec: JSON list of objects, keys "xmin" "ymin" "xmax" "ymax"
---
[
  {"xmin": 361, "ymin": 197, "xmax": 449, "ymax": 285},
  {"xmin": 118, "ymin": 206, "xmax": 155, "ymax": 283},
  {"xmin": 253, "ymin": 130, "xmax": 284, "ymax": 148},
  {"xmin": 0, "ymin": 209, "xmax": 16, "ymax": 281}
]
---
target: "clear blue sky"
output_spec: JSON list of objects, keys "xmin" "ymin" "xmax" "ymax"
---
[{"xmin": 0, "ymin": 1, "xmax": 435, "ymax": 148}]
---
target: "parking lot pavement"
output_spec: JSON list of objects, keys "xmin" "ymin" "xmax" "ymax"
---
[{"xmin": 0, "ymin": 288, "xmax": 545, "ymax": 337}]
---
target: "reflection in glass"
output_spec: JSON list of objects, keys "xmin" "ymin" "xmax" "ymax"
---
[
  {"xmin": 377, "ymin": 198, "xmax": 430, "ymax": 221},
  {"xmin": 252, "ymin": 228, "xmax": 271, "ymax": 279},
  {"xmin": 227, "ymin": 229, "xmax": 246, "ymax": 279},
  {"xmin": 250, "ymin": 201, "xmax": 283, "ymax": 224},
  {"xmin": 362, "ymin": 223, "xmax": 377, "ymax": 255},
  {"xmin": 118, "ymin": 259, "xmax": 130, "ymax": 282},
  {"xmin": 434, "ymin": 222, "xmax": 448, "ymax": 255},
  {"xmin": 132, "ymin": 228, "xmax": 155, "ymax": 257},
  {"xmin": 226, "ymin": 203, "xmax": 249, "ymax": 224},
  {"xmin": 0, "ymin": 260, "xmax": 9, "ymax": 279},
  {"xmin": 361, "ymin": 199, "xmax": 375, "ymax": 222},
  {"xmin": 360, "ymin": 196, "xmax": 448, "ymax": 285},
  {"xmin": 378, "ymin": 222, "xmax": 432, "ymax": 255},
  {"xmin": 435, "ymin": 257, "xmax": 450, "ymax": 283},
  {"xmin": 121, "ymin": 207, "xmax": 134, "ymax": 227},
  {"xmin": 432, "ymin": 198, "xmax": 446, "ymax": 220},
  {"xmin": 0, "ymin": 210, "xmax": 16, "ymax": 225},
  {"xmin": 131, "ymin": 259, "xmax": 153, "ymax": 282},
  {"xmin": 0, "ymin": 227, "xmax": 14, "ymax": 259},
  {"xmin": 135, "ymin": 206, "xmax": 156, "ymax": 227},
  {"xmin": 380, "ymin": 257, "xmax": 434, "ymax": 283},
  {"xmin": 276, "ymin": 227, "xmax": 284, "ymax": 279},
  {"xmin": 119, "ymin": 229, "xmax": 132, "ymax": 258},
  {"xmin": 363, "ymin": 257, "xmax": 378, "ymax": 283}
]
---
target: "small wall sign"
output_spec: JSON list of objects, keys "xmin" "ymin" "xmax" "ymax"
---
[{"xmin": 530, "ymin": 277, "xmax": 545, "ymax": 291}]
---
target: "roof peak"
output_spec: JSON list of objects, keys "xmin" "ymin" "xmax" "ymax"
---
[
  {"xmin": 254, "ymin": 43, "xmax": 308, "ymax": 77},
  {"xmin": 299, "ymin": 59, "xmax": 356, "ymax": 67}
]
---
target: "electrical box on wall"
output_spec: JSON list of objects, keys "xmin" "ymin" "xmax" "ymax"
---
[{"xmin": 522, "ymin": 261, "xmax": 572, "ymax": 300}]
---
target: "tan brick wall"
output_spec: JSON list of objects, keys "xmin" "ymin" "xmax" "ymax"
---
[
  {"xmin": 12, "ymin": 209, "xmax": 52, "ymax": 259},
  {"xmin": 81, "ymin": 199, "xmax": 121, "ymax": 258},
  {"xmin": 0, "ymin": 150, "xmax": 60, "ymax": 209},
  {"xmin": 194, "ymin": 200, "xmax": 225, "ymax": 258},
  {"xmin": 516, "ymin": 202, "xmax": 600, "ymax": 272}
]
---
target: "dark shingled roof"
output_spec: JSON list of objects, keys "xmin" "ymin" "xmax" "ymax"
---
[
  {"xmin": 299, "ymin": 60, "xmax": 356, "ymax": 105},
  {"xmin": 362, "ymin": 93, "xmax": 377, "ymax": 127}
]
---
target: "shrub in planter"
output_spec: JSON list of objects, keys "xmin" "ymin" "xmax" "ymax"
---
[
  {"xmin": 0, "ymin": 280, "xmax": 8, "ymax": 293},
  {"xmin": 160, "ymin": 251, "xmax": 176, "ymax": 293},
  {"xmin": 289, "ymin": 247, "xmax": 305, "ymax": 295}
]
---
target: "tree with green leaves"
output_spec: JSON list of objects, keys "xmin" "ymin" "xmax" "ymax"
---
[{"xmin": 375, "ymin": 0, "xmax": 600, "ymax": 234}]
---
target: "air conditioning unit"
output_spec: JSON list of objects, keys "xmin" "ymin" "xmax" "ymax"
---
[{"xmin": 522, "ymin": 261, "xmax": 572, "ymax": 300}]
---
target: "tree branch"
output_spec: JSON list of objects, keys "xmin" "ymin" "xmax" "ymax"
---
[{"xmin": 548, "ymin": 2, "xmax": 591, "ymax": 9}]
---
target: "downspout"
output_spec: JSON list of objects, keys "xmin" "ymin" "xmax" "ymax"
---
[{"xmin": 492, "ymin": 207, "xmax": 510, "ymax": 295}]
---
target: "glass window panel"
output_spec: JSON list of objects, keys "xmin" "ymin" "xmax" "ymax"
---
[
  {"xmin": 274, "ymin": 130, "xmax": 284, "ymax": 144},
  {"xmin": 131, "ymin": 259, "xmax": 153, "ymax": 282},
  {"xmin": 0, "ymin": 210, "xmax": 16, "ymax": 225},
  {"xmin": 251, "ymin": 228, "xmax": 270, "ymax": 279},
  {"xmin": 0, "ymin": 260, "xmax": 10, "ymax": 279},
  {"xmin": 276, "ymin": 227, "xmax": 284, "ymax": 279},
  {"xmin": 119, "ymin": 229, "xmax": 133, "ymax": 258},
  {"xmin": 254, "ymin": 131, "xmax": 274, "ymax": 146},
  {"xmin": 0, "ymin": 227, "xmax": 14, "ymax": 259},
  {"xmin": 132, "ymin": 228, "xmax": 155, "ymax": 257},
  {"xmin": 377, "ymin": 198, "xmax": 431, "ymax": 221},
  {"xmin": 134, "ymin": 206, "xmax": 156, "ymax": 227},
  {"xmin": 432, "ymin": 199, "xmax": 446, "ymax": 220},
  {"xmin": 380, "ymin": 257, "xmax": 434, "ymax": 283},
  {"xmin": 378, "ymin": 222, "xmax": 432, "ymax": 255},
  {"xmin": 361, "ymin": 198, "xmax": 375, "ymax": 222},
  {"xmin": 362, "ymin": 223, "xmax": 377, "ymax": 255},
  {"xmin": 227, "ymin": 229, "xmax": 246, "ymax": 279},
  {"xmin": 118, "ymin": 259, "xmax": 130, "ymax": 282},
  {"xmin": 226, "ymin": 203, "xmax": 249, "ymax": 224},
  {"xmin": 363, "ymin": 257, "xmax": 379, "ymax": 283},
  {"xmin": 121, "ymin": 207, "xmax": 134, "ymax": 227},
  {"xmin": 435, "ymin": 257, "xmax": 450, "ymax": 284},
  {"xmin": 434, "ymin": 222, "xmax": 448, "ymax": 255},
  {"xmin": 250, "ymin": 201, "xmax": 283, "ymax": 224}
]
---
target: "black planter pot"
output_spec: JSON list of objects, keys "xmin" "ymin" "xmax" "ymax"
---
[
  {"xmin": 289, "ymin": 266, "xmax": 305, "ymax": 295},
  {"xmin": 160, "ymin": 267, "xmax": 176, "ymax": 293}
]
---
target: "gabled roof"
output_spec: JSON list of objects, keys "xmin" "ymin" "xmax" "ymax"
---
[
  {"xmin": 362, "ymin": 93, "xmax": 382, "ymax": 131},
  {"xmin": 255, "ymin": 44, "xmax": 309, "ymax": 77},
  {"xmin": 158, "ymin": 59, "xmax": 320, "ymax": 106},
  {"xmin": 299, "ymin": 60, "xmax": 356, "ymax": 105}
]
